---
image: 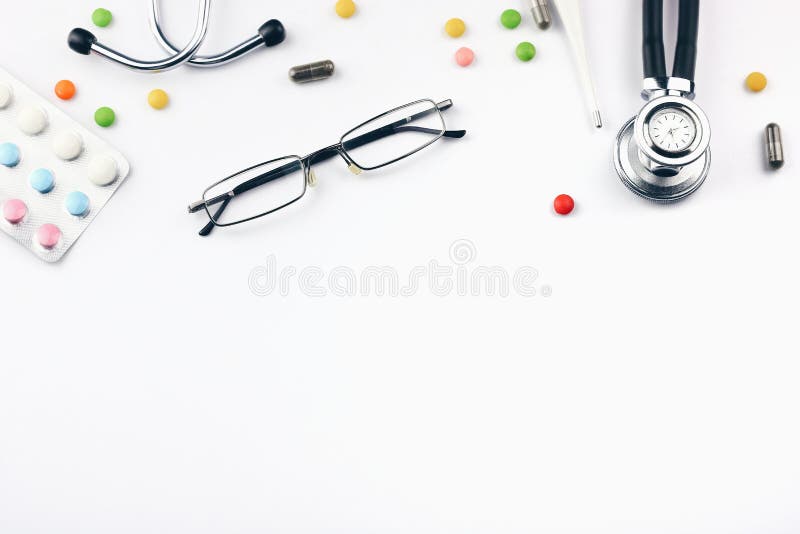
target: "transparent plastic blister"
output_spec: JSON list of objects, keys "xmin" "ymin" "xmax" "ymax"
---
[{"xmin": 0, "ymin": 66, "xmax": 130, "ymax": 262}]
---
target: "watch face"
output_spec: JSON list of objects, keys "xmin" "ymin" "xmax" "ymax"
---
[{"xmin": 648, "ymin": 108, "xmax": 697, "ymax": 153}]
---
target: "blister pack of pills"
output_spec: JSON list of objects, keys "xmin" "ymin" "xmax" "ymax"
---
[{"xmin": 0, "ymin": 66, "xmax": 130, "ymax": 262}]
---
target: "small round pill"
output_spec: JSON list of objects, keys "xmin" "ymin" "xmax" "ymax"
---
[
  {"xmin": 516, "ymin": 42, "xmax": 537, "ymax": 62},
  {"xmin": 746, "ymin": 72, "xmax": 767, "ymax": 92},
  {"xmin": 335, "ymin": 0, "xmax": 356, "ymax": 18},
  {"xmin": 17, "ymin": 106, "xmax": 48, "ymax": 135},
  {"xmin": 445, "ymin": 18, "xmax": 466, "ymax": 38},
  {"xmin": 2, "ymin": 199, "xmax": 27, "ymax": 225},
  {"xmin": 87, "ymin": 155, "xmax": 118, "ymax": 186},
  {"xmin": 92, "ymin": 8, "xmax": 112, "ymax": 27},
  {"xmin": 0, "ymin": 142, "xmax": 21, "ymax": 167},
  {"xmin": 554, "ymin": 194, "xmax": 575, "ymax": 215},
  {"xmin": 53, "ymin": 131, "xmax": 84, "ymax": 160},
  {"xmin": 501, "ymin": 9, "xmax": 522, "ymax": 29},
  {"xmin": 0, "ymin": 83, "xmax": 12, "ymax": 109},
  {"xmin": 94, "ymin": 106, "xmax": 115, "ymax": 127},
  {"xmin": 36, "ymin": 223, "xmax": 62, "ymax": 249},
  {"xmin": 54, "ymin": 80, "xmax": 77, "ymax": 100},
  {"xmin": 29, "ymin": 169, "xmax": 56, "ymax": 194},
  {"xmin": 65, "ymin": 191, "xmax": 91, "ymax": 217},
  {"xmin": 148, "ymin": 89, "xmax": 169, "ymax": 109},
  {"xmin": 455, "ymin": 47, "xmax": 475, "ymax": 67}
]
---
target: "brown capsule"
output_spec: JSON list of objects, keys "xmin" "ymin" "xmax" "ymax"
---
[
  {"xmin": 765, "ymin": 123, "xmax": 784, "ymax": 170},
  {"xmin": 288, "ymin": 60, "xmax": 335, "ymax": 84}
]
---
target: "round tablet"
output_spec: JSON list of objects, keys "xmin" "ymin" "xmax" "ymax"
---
[
  {"xmin": 746, "ymin": 72, "xmax": 767, "ymax": 92},
  {"xmin": 17, "ymin": 106, "xmax": 48, "ymax": 135},
  {"xmin": 36, "ymin": 223, "xmax": 62, "ymax": 249},
  {"xmin": 554, "ymin": 194, "xmax": 575, "ymax": 215},
  {"xmin": 445, "ymin": 18, "xmax": 466, "ymax": 38},
  {"xmin": 94, "ymin": 106, "xmax": 115, "ymax": 127},
  {"xmin": 92, "ymin": 8, "xmax": 113, "ymax": 27},
  {"xmin": 455, "ymin": 47, "xmax": 475, "ymax": 67},
  {"xmin": 29, "ymin": 168, "xmax": 56, "ymax": 194},
  {"xmin": 516, "ymin": 41, "xmax": 537, "ymax": 62},
  {"xmin": 148, "ymin": 89, "xmax": 169, "ymax": 110},
  {"xmin": 65, "ymin": 191, "xmax": 90, "ymax": 217},
  {"xmin": 0, "ymin": 142, "xmax": 21, "ymax": 167},
  {"xmin": 2, "ymin": 199, "xmax": 27, "ymax": 225},
  {"xmin": 501, "ymin": 9, "xmax": 522, "ymax": 29},
  {"xmin": 55, "ymin": 79, "xmax": 77, "ymax": 100},
  {"xmin": 87, "ymin": 155, "xmax": 118, "ymax": 186},
  {"xmin": 0, "ymin": 83, "xmax": 12, "ymax": 109},
  {"xmin": 335, "ymin": 0, "xmax": 356, "ymax": 18},
  {"xmin": 53, "ymin": 131, "xmax": 84, "ymax": 160}
]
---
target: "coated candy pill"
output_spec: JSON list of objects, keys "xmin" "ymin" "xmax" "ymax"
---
[
  {"xmin": 29, "ymin": 169, "xmax": 56, "ymax": 194},
  {"xmin": 88, "ymin": 155, "xmax": 118, "ymax": 186},
  {"xmin": 53, "ymin": 131, "xmax": 84, "ymax": 160},
  {"xmin": 148, "ymin": 89, "xmax": 169, "ymax": 109},
  {"xmin": 92, "ymin": 8, "xmax": 112, "ymax": 27},
  {"xmin": 501, "ymin": 9, "xmax": 522, "ymax": 29},
  {"xmin": 94, "ymin": 106, "xmax": 115, "ymax": 127},
  {"xmin": 335, "ymin": 0, "xmax": 356, "ymax": 18},
  {"xmin": 17, "ymin": 106, "xmax": 48, "ymax": 135},
  {"xmin": 516, "ymin": 42, "xmax": 537, "ymax": 61},
  {"xmin": 455, "ymin": 47, "xmax": 475, "ymax": 67},
  {"xmin": 55, "ymin": 80, "xmax": 77, "ymax": 100},
  {"xmin": 2, "ymin": 199, "xmax": 27, "ymax": 225},
  {"xmin": 445, "ymin": 18, "xmax": 466, "ymax": 38},
  {"xmin": 0, "ymin": 142, "xmax": 21, "ymax": 167},
  {"xmin": 65, "ymin": 191, "xmax": 90, "ymax": 217},
  {"xmin": 554, "ymin": 194, "xmax": 575, "ymax": 215},
  {"xmin": 746, "ymin": 72, "xmax": 767, "ymax": 92},
  {"xmin": 36, "ymin": 223, "xmax": 62, "ymax": 249},
  {"xmin": 0, "ymin": 83, "xmax": 12, "ymax": 108}
]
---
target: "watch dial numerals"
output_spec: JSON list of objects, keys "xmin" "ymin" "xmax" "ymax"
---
[{"xmin": 649, "ymin": 109, "xmax": 696, "ymax": 153}]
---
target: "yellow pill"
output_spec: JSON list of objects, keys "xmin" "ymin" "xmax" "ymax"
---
[
  {"xmin": 335, "ymin": 0, "xmax": 356, "ymax": 18},
  {"xmin": 746, "ymin": 72, "xmax": 767, "ymax": 92},
  {"xmin": 445, "ymin": 18, "xmax": 466, "ymax": 38},
  {"xmin": 148, "ymin": 89, "xmax": 169, "ymax": 110}
]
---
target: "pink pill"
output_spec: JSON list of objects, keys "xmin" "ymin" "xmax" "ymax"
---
[
  {"xmin": 2, "ymin": 198, "xmax": 27, "ymax": 225},
  {"xmin": 455, "ymin": 47, "xmax": 475, "ymax": 67},
  {"xmin": 36, "ymin": 223, "xmax": 62, "ymax": 249}
]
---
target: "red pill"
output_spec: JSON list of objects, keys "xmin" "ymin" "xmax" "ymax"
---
[{"xmin": 553, "ymin": 194, "xmax": 575, "ymax": 215}]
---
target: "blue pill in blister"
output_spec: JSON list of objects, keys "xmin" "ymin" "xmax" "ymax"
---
[
  {"xmin": 65, "ymin": 191, "xmax": 90, "ymax": 217},
  {"xmin": 0, "ymin": 142, "xmax": 21, "ymax": 167},
  {"xmin": 29, "ymin": 168, "xmax": 56, "ymax": 193}
]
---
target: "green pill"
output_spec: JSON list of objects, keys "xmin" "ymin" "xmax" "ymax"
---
[
  {"xmin": 501, "ymin": 9, "xmax": 522, "ymax": 29},
  {"xmin": 94, "ymin": 106, "xmax": 116, "ymax": 127},
  {"xmin": 516, "ymin": 41, "xmax": 537, "ymax": 62},
  {"xmin": 92, "ymin": 8, "xmax": 112, "ymax": 28}
]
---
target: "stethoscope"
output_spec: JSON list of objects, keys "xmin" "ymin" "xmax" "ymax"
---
[
  {"xmin": 614, "ymin": 0, "xmax": 710, "ymax": 202},
  {"xmin": 67, "ymin": 0, "xmax": 285, "ymax": 72}
]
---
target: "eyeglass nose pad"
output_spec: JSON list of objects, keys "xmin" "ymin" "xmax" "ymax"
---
[
  {"xmin": 347, "ymin": 163, "xmax": 363, "ymax": 175},
  {"xmin": 307, "ymin": 168, "xmax": 318, "ymax": 187},
  {"xmin": 336, "ymin": 147, "xmax": 363, "ymax": 175}
]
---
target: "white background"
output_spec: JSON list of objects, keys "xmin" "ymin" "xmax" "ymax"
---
[{"xmin": 1, "ymin": 1, "xmax": 799, "ymax": 532}]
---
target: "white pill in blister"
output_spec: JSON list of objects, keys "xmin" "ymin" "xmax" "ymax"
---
[
  {"xmin": 88, "ymin": 155, "xmax": 118, "ymax": 186},
  {"xmin": 0, "ymin": 83, "xmax": 12, "ymax": 109},
  {"xmin": 52, "ymin": 131, "xmax": 84, "ymax": 160},
  {"xmin": 17, "ymin": 106, "xmax": 48, "ymax": 135}
]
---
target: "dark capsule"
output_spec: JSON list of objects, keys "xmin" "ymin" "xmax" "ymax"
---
[
  {"xmin": 765, "ymin": 123, "xmax": 784, "ymax": 170},
  {"xmin": 288, "ymin": 60, "xmax": 335, "ymax": 84}
]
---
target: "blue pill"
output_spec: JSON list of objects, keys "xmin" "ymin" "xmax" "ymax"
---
[
  {"xmin": 0, "ymin": 142, "xmax": 21, "ymax": 167},
  {"xmin": 65, "ymin": 191, "xmax": 90, "ymax": 217},
  {"xmin": 29, "ymin": 168, "xmax": 56, "ymax": 194}
]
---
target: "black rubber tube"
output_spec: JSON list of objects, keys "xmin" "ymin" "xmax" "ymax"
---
[
  {"xmin": 673, "ymin": 0, "xmax": 700, "ymax": 81},
  {"xmin": 643, "ymin": 0, "xmax": 667, "ymax": 78}
]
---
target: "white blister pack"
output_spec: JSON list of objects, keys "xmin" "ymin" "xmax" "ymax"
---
[{"xmin": 0, "ymin": 66, "xmax": 130, "ymax": 262}]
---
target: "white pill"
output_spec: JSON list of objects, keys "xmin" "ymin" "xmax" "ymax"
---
[
  {"xmin": 17, "ymin": 106, "xmax": 48, "ymax": 135},
  {"xmin": 88, "ymin": 155, "xmax": 118, "ymax": 186},
  {"xmin": 0, "ymin": 83, "xmax": 12, "ymax": 109},
  {"xmin": 52, "ymin": 131, "xmax": 84, "ymax": 161}
]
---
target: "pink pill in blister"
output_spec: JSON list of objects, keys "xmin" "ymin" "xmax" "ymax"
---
[
  {"xmin": 3, "ymin": 198, "xmax": 27, "ymax": 225},
  {"xmin": 36, "ymin": 223, "xmax": 62, "ymax": 249}
]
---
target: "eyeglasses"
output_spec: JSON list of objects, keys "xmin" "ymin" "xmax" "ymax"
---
[{"xmin": 187, "ymin": 98, "xmax": 466, "ymax": 236}]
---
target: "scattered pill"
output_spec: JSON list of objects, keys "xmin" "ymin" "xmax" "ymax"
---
[
  {"xmin": 0, "ymin": 83, "xmax": 12, "ymax": 109},
  {"xmin": 148, "ymin": 89, "xmax": 169, "ymax": 109},
  {"xmin": 29, "ymin": 169, "xmax": 56, "ymax": 194},
  {"xmin": 445, "ymin": 18, "xmax": 466, "ymax": 38},
  {"xmin": 335, "ymin": 0, "xmax": 356, "ymax": 18},
  {"xmin": 54, "ymin": 80, "xmax": 77, "ymax": 100},
  {"xmin": 289, "ymin": 60, "xmax": 336, "ymax": 83},
  {"xmin": 65, "ymin": 191, "xmax": 91, "ymax": 217},
  {"xmin": 554, "ymin": 194, "xmax": 575, "ymax": 215},
  {"xmin": 765, "ymin": 123, "xmax": 784, "ymax": 170},
  {"xmin": 94, "ymin": 106, "xmax": 115, "ymax": 127},
  {"xmin": 746, "ymin": 72, "xmax": 767, "ymax": 92},
  {"xmin": 455, "ymin": 47, "xmax": 475, "ymax": 67},
  {"xmin": 501, "ymin": 9, "xmax": 522, "ymax": 29},
  {"xmin": 0, "ymin": 142, "xmax": 21, "ymax": 167},
  {"xmin": 36, "ymin": 223, "xmax": 62, "ymax": 249},
  {"xmin": 516, "ymin": 41, "xmax": 537, "ymax": 62},
  {"xmin": 2, "ymin": 199, "xmax": 27, "ymax": 225},
  {"xmin": 87, "ymin": 155, "xmax": 118, "ymax": 186},
  {"xmin": 17, "ymin": 106, "xmax": 48, "ymax": 135},
  {"xmin": 92, "ymin": 8, "xmax": 112, "ymax": 27},
  {"xmin": 52, "ymin": 131, "xmax": 84, "ymax": 160}
]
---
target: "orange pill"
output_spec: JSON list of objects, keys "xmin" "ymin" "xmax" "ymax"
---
[{"xmin": 55, "ymin": 80, "xmax": 76, "ymax": 100}]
